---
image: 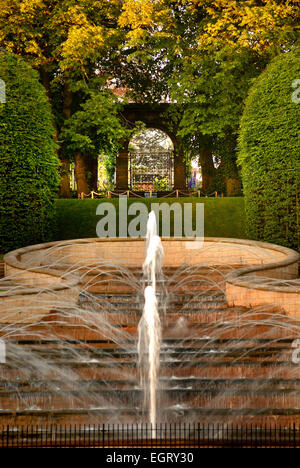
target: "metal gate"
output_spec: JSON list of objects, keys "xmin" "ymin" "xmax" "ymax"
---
[{"xmin": 129, "ymin": 151, "xmax": 174, "ymax": 190}]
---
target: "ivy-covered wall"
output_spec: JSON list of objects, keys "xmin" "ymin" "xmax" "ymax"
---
[
  {"xmin": 238, "ymin": 50, "xmax": 300, "ymax": 251},
  {"xmin": 0, "ymin": 52, "xmax": 59, "ymax": 253}
]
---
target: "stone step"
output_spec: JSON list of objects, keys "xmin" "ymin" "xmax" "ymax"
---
[
  {"xmin": 2, "ymin": 357, "xmax": 297, "ymax": 371},
  {"xmin": 1, "ymin": 364, "xmax": 297, "ymax": 382},
  {"xmin": 7, "ymin": 337, "xmax": 297, "ymax": 345},
  {"xmin": 3, "ymin": 350, "xmax": 293, "ymax": 364},
  {"xmin": 1, "ymin": 377, "xmax": 299, "ymax": 392},
  {"xmin": 3, "ymin": 322, "xmax": 297, "ymax": 342},
  {"xmin": 0, "ymin": 389, "xmax": 299, "ymax": 412},
  {"xmin": 91, "ymin": 291, "xmax": 225, "ymax": 301},
  {"xmin": 0, "ymin": 407, "xmax": 299, "ymax": 428},
  {"xmin": 89, "ymin": 300, "xmax": 227, "ymax": 311}
]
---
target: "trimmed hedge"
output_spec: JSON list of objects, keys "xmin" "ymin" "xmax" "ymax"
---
[
  {"xmin": 0, "ymin": 52, "xmax": 59, "ymax": 253},
  {"xmin": 238, "ymin": 50, "xmax": 300, "ymax": 251},
  {"xmin": 54, "ymin": 197, "xmax": 247, "ymax": 240}
]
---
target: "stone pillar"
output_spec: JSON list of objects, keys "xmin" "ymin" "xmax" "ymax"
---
[
  {"xmin": 116, "ymin": 148, "xmax": 129, "ymax": 190},
  {"xmin": 173, "ymin": 144, "xmax": 186, "ymax": 189}
]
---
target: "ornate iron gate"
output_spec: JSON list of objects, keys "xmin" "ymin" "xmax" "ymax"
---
[{"xmin": 129, "ymin": 151, "xmax": 174, "ymax": 190}]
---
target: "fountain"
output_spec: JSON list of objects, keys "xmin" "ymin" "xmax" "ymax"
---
[
  {"xmin": 0, "ymin": 215, "xmax": 299, "ymax": 437},
  {"xmin": 138, "ymin": 211, "xmax": 163, "ymax": 427}
]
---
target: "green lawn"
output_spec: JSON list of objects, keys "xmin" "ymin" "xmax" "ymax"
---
[{"xmin": 54, "ymin": 197, "xmax": 247, "ymax": 241}]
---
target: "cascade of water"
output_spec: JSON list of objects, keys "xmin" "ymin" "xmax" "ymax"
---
[{"xmin": 137, "ymin": 211, "xmax": 164, "ymax": 427}]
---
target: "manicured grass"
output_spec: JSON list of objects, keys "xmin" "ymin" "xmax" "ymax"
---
[{"xmin": 54, "ymin": 197, "xmax": 247, "ymax": 240}]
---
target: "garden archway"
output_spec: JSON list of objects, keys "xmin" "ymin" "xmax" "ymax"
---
[{"xmin": 115, "ymin": 103, "xmax": 186, "ymax": 190}]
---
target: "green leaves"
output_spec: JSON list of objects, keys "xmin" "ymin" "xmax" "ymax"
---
[
  {"xmin": 60, "ymin": 88, "xmax": 130, "ymax": 158},
  {"xmin": 238, "ymin": 49, "xmax": 300, "ymax": 250},
  {"xmin": 0, "ymin": 52, "xmax": 59, "ymax": 253}
]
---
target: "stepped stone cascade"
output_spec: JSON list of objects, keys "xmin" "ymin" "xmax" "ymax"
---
[{"xmin": 0, "ymin": 259, "xmax": 299, "ymax": 427}]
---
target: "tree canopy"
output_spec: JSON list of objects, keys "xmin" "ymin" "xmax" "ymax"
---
[{"xmin": 0, "ymin": 0, "xmax": 299, "ymax": 196}]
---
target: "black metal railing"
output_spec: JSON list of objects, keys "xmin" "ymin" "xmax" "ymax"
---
[{"xmin": 0, "ymin": 424, "xmax": 299, "ymax": 448}]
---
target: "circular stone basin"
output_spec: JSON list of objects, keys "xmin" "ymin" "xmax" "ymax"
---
[
  {"xmin": 2, "ymin": 237, "xmax": 300, "ymax": 320},
  {"xmin": 1, "ymin": 247, "xmax": 79, "ymax": 324}
]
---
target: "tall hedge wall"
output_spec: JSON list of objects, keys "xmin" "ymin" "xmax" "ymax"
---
[
  {"xmin": 0, "ymin": 52, "xmax": 59, "ymax": 253},
  {"xmin": 238, "ymin": 50, "xmax": 300, "ymax": 251}
]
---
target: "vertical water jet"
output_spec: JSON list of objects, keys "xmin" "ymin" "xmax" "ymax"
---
[{"xmin": 138, "ymin": 211, "xmax": 164, "ymax": 427}]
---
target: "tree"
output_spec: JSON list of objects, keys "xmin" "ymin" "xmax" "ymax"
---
[
  {"xmin": 0, "ymin": 51, "xmax": 59, "ymax": 253},
  {"xmin": 0, "ymin": 0, "xmax": 126, "ymax": 197},
  {"xmin": 60, "ymin": 85, "xmax": 130, "ymax": 194},
  {"xmin": 119, "ymin": 0, "xmax": 299, "ymax": 53},
  {"xmin": 1, "ymin": 0, "xmax": 298, "ymax": 197},
  {"xmin": 238, "ymin": 49, "xmax": 300, "ymax": 250},
  {"xmin": 118, "ymin": 0, "xmax": 299, "ymax": 194}
]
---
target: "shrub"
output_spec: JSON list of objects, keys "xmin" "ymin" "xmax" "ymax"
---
[
  {"xmin": 0, "ymin": 52, "xmax": 59, "ymax": 253},
  {"xmin": 153, "ymin": 177, "xmax": 172, "ymax": 191},
  {"xmin": 238, "ymin": 50, "xmax": 300, "ymax": 250}
]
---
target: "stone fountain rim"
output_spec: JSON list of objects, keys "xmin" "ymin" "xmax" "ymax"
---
[
  {"xmin": 3, "ymin": 237, "xmax": 299, "ymax": 294},
  {"xmin": 3, "ymin": 240, "xmax": 80, "ymax": 297},
  {"xmin": 0, "ymin": 280, "xmax": 79, "ymax": 297}
]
